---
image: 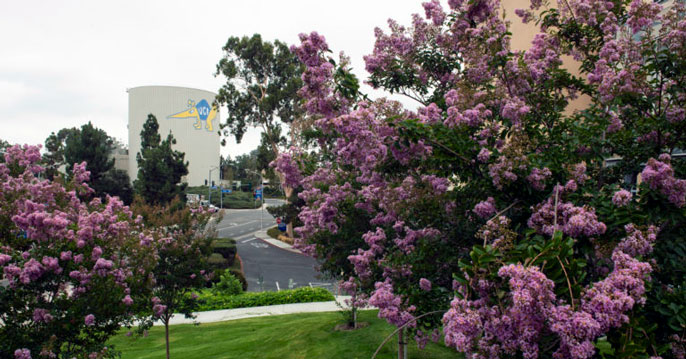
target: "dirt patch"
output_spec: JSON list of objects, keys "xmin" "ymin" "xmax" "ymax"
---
[{"xmin": 334, "ymin": 322, "xmax": 370, "ymax": 331}]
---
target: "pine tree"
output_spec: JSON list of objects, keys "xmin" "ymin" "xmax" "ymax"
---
[{"xmin": 134, "ymin": 114, "xmax": 188, "ymax": 205}]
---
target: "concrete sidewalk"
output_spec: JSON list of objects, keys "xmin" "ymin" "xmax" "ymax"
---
[
  {"xmin": 154, "ymin": 296, "xmax": 353, "ymax": 326},
  {"xmin": 253, "ymin": 228, "xmax": 302, "ymax": 254}
]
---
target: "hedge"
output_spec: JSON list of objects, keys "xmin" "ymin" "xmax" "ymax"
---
[
  {"xmin": 211, "ymin": 238, "xmax": 237, "ymax": 263},
  {"xmin": 195, "ymin": 287, "xmax": 335, "ymax": 311},
  {"xmin": 208, "ymin": 253, "xmax": 228, "ymax": 268}
]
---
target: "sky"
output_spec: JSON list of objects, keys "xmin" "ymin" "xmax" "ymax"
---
[{"xmin": 0, "ymin": 0, "xmax": 425, "ymax": 158}]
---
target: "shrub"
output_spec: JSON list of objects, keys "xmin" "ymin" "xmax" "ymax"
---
[
  {"xmin": 212, "ymin": 272, "xmax": 243, "ymax": 295},
  {"xmin": 196, "ymin": 287, "xmax": 335, "ymax": 311},
  {"xmin": 266, "ymin": 227, "xmax": 280, "ymax": 239},
  {"xmin": 211, "ymin": 238, "xmax": 236, "ymax": 263},
  {"xmin": 228, "ymin": 268, "xmax": 248, "ymax": 292}
]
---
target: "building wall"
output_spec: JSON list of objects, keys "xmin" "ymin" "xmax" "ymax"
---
[
  {"xmin": 501, "ymin": 0, "xmax": 592, "ymax": 114},
  {"xmin": 128, "ymin": 86, "xmax": 220, "ymax": 187}
]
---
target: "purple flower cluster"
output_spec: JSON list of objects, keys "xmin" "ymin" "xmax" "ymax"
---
[
  {"xmin": 444, "ymin": 226, "xmax": 655, "ymax": 359},
  {"xmin": 527, "ymin": 167, "xmax": 552, "ymax": 191},
  {"xmin": 473, "ymin": 197, "xmax": 497, "ymax": 219},
  {"xmin": 270, "ymin": 149, "xmax": 303, "ymax": 189},
  {"xmin": 369, "ymin": 280, "xmax": 416, "ymax": 327},
  {"xmin": 640, "ymin": 156, "xmax": 686, "ymax": 207},
  {"xmin": 616, "ymin": 224, "xmax": 657, "ymax": 258},
  {"xmin": 612, "ymin": 189, "xmax": 632, "ymax": 206},
  {"xmin": 528, "ymin": 198, "xmax": 606, "ymax": 239}
]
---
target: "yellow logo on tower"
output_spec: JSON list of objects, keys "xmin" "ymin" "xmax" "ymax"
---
[{"xmin": 168, "ymin": 99, "xmax": 217, "ymax": 132}]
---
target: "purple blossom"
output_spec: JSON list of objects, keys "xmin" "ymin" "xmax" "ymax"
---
[
  {"xmin": 527, "ymin": 167, "xmax": 552, "ymax": 191},
  {"xmin": 419, "ymin": 278, "xmax": 432, "ymax": 291},
  {"xmin": 473, "ymin": 197, "xmax": 497, "ymax": 219},
  {"xmin": 32, "ymin": 308, "xmax": 53, "ymax": 323},
  {"xmin": 477, "ymin": 148, "xmax": 491, "ymax": 163},
  {"xmin": 616, "ymin": 224, "xmax": 658, "ymax": 257},
  {"xmin": 84, "ymin": 314, "xmax": 95, "ymax": 326},
  {"xmin": 612, "ymin": 189, "xmax": 632, "ymax": 206},
  {"xmin": 14, "ymin": 349, "xmax": 31, "ymax": 359},
  {"xmin": 528, "ymin": 198, "xmax": 606, "ymax": 239},
  {"xmin": 641, "ymin": 157, "xmax": 686, "ymax": 207},
  {"xmin": 369, "ymin": 280, "xmax": 415, "ymax": 327}
]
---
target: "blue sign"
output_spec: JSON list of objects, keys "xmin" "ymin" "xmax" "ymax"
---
[
  {"xmin": 211, "ymin": 186, "xmax": 217, "ymax": 189},
  {"xmin": 278, "ymin": 223, "xmax": 287, "ymax": 231},
  {"xmin": 222, "ymin": 189, "xmax": 232, "ymax": 193},
  {"xmin": 254, "ymin": 193, "xmax": 262, "ymax": 200}
]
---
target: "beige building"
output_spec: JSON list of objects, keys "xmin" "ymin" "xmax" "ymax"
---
[
  {"xmin": 501, "ymin": 0, "xmax": 592, "ymax": 113},
  {"xmin": 127, "ymin": 85, "xmax": 221, "ymax": 187}
]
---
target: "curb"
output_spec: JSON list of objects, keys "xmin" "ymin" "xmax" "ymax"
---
[
  {"xmin": 252, "ymin": 229, "xmax": 303, "ymax": 255},
  {"xmin": 153, "ymin": 296, "xmax": 365, "ymax": 326}
]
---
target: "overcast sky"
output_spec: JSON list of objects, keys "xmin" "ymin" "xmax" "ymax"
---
[{"xmin": 0, "ymin": 0, "xmax": 424, "ymax": 158}]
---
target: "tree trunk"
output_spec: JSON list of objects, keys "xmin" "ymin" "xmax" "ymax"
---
[
  {"xmin": 398, "ymin": 328, "xmax": 406, "ymax": 359},
  {"xmin": 352, "ymin": 306, "xmax": 357, "ymax": 329},
  {"xmin": 165, "ymin": 319, "xmax": 171, "ymax": 359}
]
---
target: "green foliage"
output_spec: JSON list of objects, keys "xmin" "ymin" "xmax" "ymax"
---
[
  {"xmin": 43, "ymin": 123, "xmax": 134, "ymax": 203},
  {"xmin": 212, "ymin": 271, "xmax": 243, "ymax": 296},
  {"xmin": 215, "ymin": 33, "xmax": 304, "ymax": 146},
  {"xmin": 134, "ymin": 114, "xmax": 189, "ymax": 205},
  {"xmin": 63, "ymin": 122, "xmax": 114, "ymax": 179},
  {"xmin": 195, "ymin": 287, "xmax": 335, "ymax": 311}
]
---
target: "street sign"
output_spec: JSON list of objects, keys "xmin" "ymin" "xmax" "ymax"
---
[
  {"xmin": 278, "ymin": 222, "xmax": 287, "ymax": 231},
  {"xmin": 211, "ymin": 186, "xmax": 217, "ymax": 189},
  {"xmin": 222, "ymin": 189, "xmax": 232, "ymax": 193}
]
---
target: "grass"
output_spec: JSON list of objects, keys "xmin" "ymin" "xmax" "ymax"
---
[{"xmin": 108, "ymin": 310, "xmax": 459, "ymax": 359}]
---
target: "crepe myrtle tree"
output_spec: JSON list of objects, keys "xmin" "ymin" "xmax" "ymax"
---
[
  {"xmin": 0, "ymin": 145, "xmax": 156, "ymax": 359},
  {"xmin": 130, "ymin": 198, "xmax": 215, "ymax": 359},
  {"xmin": 277, "ymin": 0, "xmax": 686, "ymax": 358}
]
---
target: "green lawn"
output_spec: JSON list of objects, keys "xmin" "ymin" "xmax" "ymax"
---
[{"xmin": 108, "ymin": 310, "xmax": 459, "ymax": 359}]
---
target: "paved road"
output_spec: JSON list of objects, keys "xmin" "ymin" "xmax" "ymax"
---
[{"xmin": 214, "ymin": 199, "xmax": 334, "ymax": 292}]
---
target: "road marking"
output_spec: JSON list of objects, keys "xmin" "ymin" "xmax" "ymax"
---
[
  {"xmin": 216, "ymin": 220, "xmax": 259, "ymax": 231},
  {"xmin": 276, "ymin": 281, "xmax": 280, "ymax": 291},
  {"xmin": 241, "ymin": 238, "xmax": 255, "ymax": 243},
  {"xmin": 250, "ymin": 242, "xmax": 268, "ymax": 249}
]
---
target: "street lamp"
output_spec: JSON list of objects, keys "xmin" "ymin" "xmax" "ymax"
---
[
  {"xmin": 208, "ymin": 166, "xmax": 219, "ymax": 206},
  {"xmin": 246, "ymin": 169, "xmax": 264, "ymax": 230}
]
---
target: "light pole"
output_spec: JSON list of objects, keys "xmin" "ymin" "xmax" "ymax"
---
[
  {"xmin": 208, "ymin": 166, "xmax": 219, "ymax": 207},
  {"xmin": 247, "ymin": 169, "xmax": 264, "ymax": 230}
]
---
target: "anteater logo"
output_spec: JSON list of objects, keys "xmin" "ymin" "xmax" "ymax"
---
[{"xmin": 168, "ymin": 99, "xmax": 217, "ymax": 132}]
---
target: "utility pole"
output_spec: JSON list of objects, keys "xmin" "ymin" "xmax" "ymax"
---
[{"xmin": 248, "ymin": 169, "xmax": 264, "ymax": 229}]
